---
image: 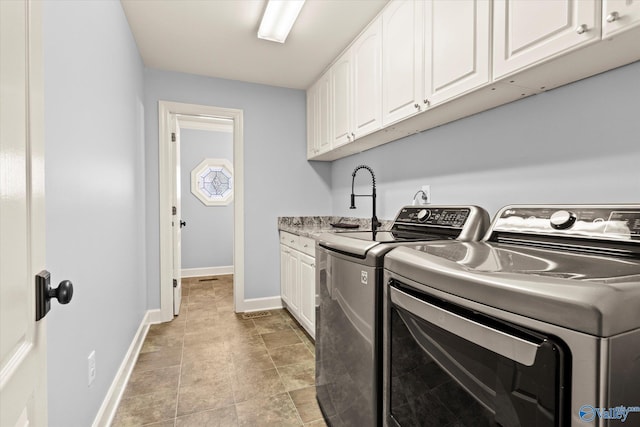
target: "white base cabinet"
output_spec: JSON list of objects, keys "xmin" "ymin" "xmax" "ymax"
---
[
  {"xmin": 279, "ymin": 232, "xmax": 315, "ymax": 338},
  {"xmin": 298, "ymin": 253, "xmax": 316, "ymax": 332},
  {"xmin": 280, "ymin": 244, "xmax": 298, "ymax": 312}
]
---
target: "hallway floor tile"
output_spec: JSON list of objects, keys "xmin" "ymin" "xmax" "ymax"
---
[{"xmin": 111, "ymin": 275, "xmax": 326, "ymax": 427}]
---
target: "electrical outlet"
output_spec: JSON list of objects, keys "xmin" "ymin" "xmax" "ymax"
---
[
  {"xmin": 88, "ymin": 350, "xmax": 96, "ymax": 387},
  {"xmin": 421, "ymin": 185, "xmax": 431, "ymax": 204}
]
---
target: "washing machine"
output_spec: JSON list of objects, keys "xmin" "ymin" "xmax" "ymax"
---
[{"xmin": 315, "ymin": 205, "xmax": 490, "ymax": 426}]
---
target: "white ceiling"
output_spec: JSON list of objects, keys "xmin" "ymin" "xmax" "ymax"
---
[{"xmin": 121, "ymin": 0, "xmax": 389, "ymax": 90}]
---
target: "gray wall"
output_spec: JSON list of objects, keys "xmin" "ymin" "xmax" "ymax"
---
[
  {"xmin": 144, "ymin": 68, "xmax": 333, "ymax": 304},
  {"xmin": 332, "ymin": 61, "xmax": 640, "ymax": 220},
  {"xmin": 43, "ymin": 1, "xmax": 146, "ymax": 426},
  {"xmin": 181, "ymin": 128, "xmax": 234, "ymax": 269}
]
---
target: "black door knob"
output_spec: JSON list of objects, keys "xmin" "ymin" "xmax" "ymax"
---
[
  {"xmin": 49, "ymin": 279, "xmax": 73, "ymax": 304},
  {"xmin": 35, "ymin": 271, "xmax": 74, "ymax": 321},
  {"xmin": 180, "ymin": 220, "xmax": 186, "ymax": 228}
]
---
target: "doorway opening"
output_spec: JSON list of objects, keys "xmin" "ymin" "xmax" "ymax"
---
[
  {"xmin": 158, "ymin": 101, "xmax": 244, "ymax": 322},
  {"xmin": 179, "ymin": 115, "xmax": 233, "ymax": 273}
]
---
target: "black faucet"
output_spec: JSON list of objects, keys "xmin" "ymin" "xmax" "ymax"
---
[{"xmin": 350, "ymin": 165, "xmax": 380, "ymax": 232}]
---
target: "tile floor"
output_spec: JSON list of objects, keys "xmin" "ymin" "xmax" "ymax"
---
[{"xmin": 112, "ymin": 275, "xmax": 327, "ymax": 427}]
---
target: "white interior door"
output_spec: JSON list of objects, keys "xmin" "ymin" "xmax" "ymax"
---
[
  {"xmin": 0, "ymin": 0, "xmax": 48, "ymax": 425},
  {"xmin": 171, "ymin": 115, "xmax": 182, "ymax": 315}
]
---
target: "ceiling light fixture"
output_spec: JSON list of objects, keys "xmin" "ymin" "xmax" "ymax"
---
[{"xmin": 257, "ymin": 0, "xmax": 306, "ymax": 43}]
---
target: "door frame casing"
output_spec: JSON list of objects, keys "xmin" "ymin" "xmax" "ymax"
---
[{"xmin": 158, "ymin": 101, "xmax": 244, "ymax": 321}]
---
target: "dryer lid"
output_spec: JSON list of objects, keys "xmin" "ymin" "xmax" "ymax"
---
[{"xmin": 385, "ymin": 242, "xmax": 640, "ymax": 337}]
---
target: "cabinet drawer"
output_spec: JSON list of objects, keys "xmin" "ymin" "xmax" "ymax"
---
[
  {"xmin": 280, "ymin": 231, "xmax": 300, "ymax": 249},
  {"xmin": 299, "ymin": 236, "xmax": 316, "ymax": 257}
]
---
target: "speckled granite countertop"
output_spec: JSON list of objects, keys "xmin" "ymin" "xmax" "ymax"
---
[{"xmin": 278, "ymin": 216, "xmax": 392, "ymax": 239}]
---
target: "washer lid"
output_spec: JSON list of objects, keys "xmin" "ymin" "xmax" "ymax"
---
[
  {"xmin": 317, "ymin": 205, "xmax": 490, "ymax": 258},
  {"xmin": 385, "ymin": 242, "xmax": 640, "ymax": 337},
  {"xmin": 317, "ymin": 231, "xmax": 445, "ymax": 258}
]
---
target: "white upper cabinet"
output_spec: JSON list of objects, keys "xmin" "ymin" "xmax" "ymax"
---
[
  {"xmin": 382, "ymin": 0, "xmax": 422, "ymax": 125},
  {"xmin": 306, "ymin": 72, "xmax": 331, "ymax": 159},
  {"xmin": 306, "ymin": 83, "xmax": 317, "ymax": 159},
  {"xmin": 307, "ymin": 0, "xmax": 638, "ymax": 161},
  {"xmin": 493, "ymin": 0, "xmax": 601, "ymax": 79},
  {"xmin": 316, "ymin": 72, "xmax": 332, "ymax": 155},
  {"xmin": 382, "ymin": 0, "xmax": 489, "ymax": 123},
  {"xmin": 352, "ymin": 18, "xmax": 382, "ymax": 138},
  {"xmin": 331, "ymin": 50, "xmax": 352, "ymax": 148},
  {"xmin": 603, "ymin": 0, "xmax": 640, "ymax": 38},
  {"xmin": 332, "ymin": 17, "xmax": 382, "ymax": 147},
  {"xmin": 422, "ymin": 0, "xmax": 490, "ymax": 106}
]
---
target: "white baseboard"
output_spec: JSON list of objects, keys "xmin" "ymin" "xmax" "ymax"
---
[
  {"xmin": 146, "ymin": 308, "xmax": 164, "ymax": 325},
  {"xmin": 181, "ymin": 266, "xmax": 234, "ymax": 278},
  {"xmin": 240, "ymin": 296, "xmax": 283, "ymax": 313},
  {"xmin": 92, "ymin": 309, "xmax": 160, "ymax": 427}
]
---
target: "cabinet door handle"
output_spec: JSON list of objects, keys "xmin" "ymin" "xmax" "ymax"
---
[
  {"xmin": 351, "ymin": 132, "xmax": 355, "ymax": 139},
  {"xmin": 606, "ymin": 11, "xmax": 619, "ymax": 23},
  {"xmin": 575, "ymin": 24, "xmax": 588, "ymax": 34},
  {"xmin": 414, "ymin": 103, "xmax": 420, "ymax": 110},
  {"xmin": 311, "ymin": 264, "xmax": 316, "ymax": 268},
  {"xmin": 423, "ymin": 99, "xmax": 430, "ymax": 106}
]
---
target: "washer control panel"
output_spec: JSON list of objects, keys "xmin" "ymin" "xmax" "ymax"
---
[
  {"xmin": 493, "ymin": 205, "xmax": 640, "ymax": 241},
  {"xmin": 549, "ymin": 210, "xmax": 577, "ymax": 230},
  {"xmin": 394, "ymin": 207, "xmax": 470, "ymax": 228}
]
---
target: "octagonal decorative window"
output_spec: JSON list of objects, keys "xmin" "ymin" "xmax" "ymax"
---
[{"xmin": 191, "ymin": 158, "xmax": 234, "ymax": 206}]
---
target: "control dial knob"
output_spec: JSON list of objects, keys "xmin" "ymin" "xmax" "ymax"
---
[
  {"xmin": 550, "ymin": 210, "xmax": 577, "ymax": 230},
  {"xmin": 417, "ymin": 209, "xmax": 431, "ymax": 222}
]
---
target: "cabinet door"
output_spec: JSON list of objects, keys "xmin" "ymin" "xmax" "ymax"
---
[
  {"xmin": 317, "ymin": 72, "xmax": 332, "ymax": 154},
  {"xmin": 298, "ymin": 253, "xmax": 316, "ymax": 337},
  {"xmin": 331, "ymin": 51, "xmax": 352, "ymax": 148},
  {"xmin": 280, "ymin": 245, "xmax": 291, "ymax": 306},
  {"xmin": 306, "ymin": 84, "xmax": 317, "ymax": 159},
  {"xmin": 603, "ymin": 0, "xmax": 640, "ymax": 38},
  {"xmin": 382, "ymin": 0, "xmax": 422, "ymax": 125},
  {"xmin": 288, "ymin": 250, "xmax": 300, "ymax": 314},
  {"xmin": 493, "ymin": 0, "xmax": 600, "ymax": 79},
  {"xmin": 352, "ymin": 18, "xmax": 382, "ymax": 138},
  {"xmin": 423, "ymin": 0, "xmax": 490, "ymax": 106}
]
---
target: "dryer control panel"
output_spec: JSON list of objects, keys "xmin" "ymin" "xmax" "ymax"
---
[{"xmin": 493, "ymin": 205, "xmax": 640, "ymax": 241}]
